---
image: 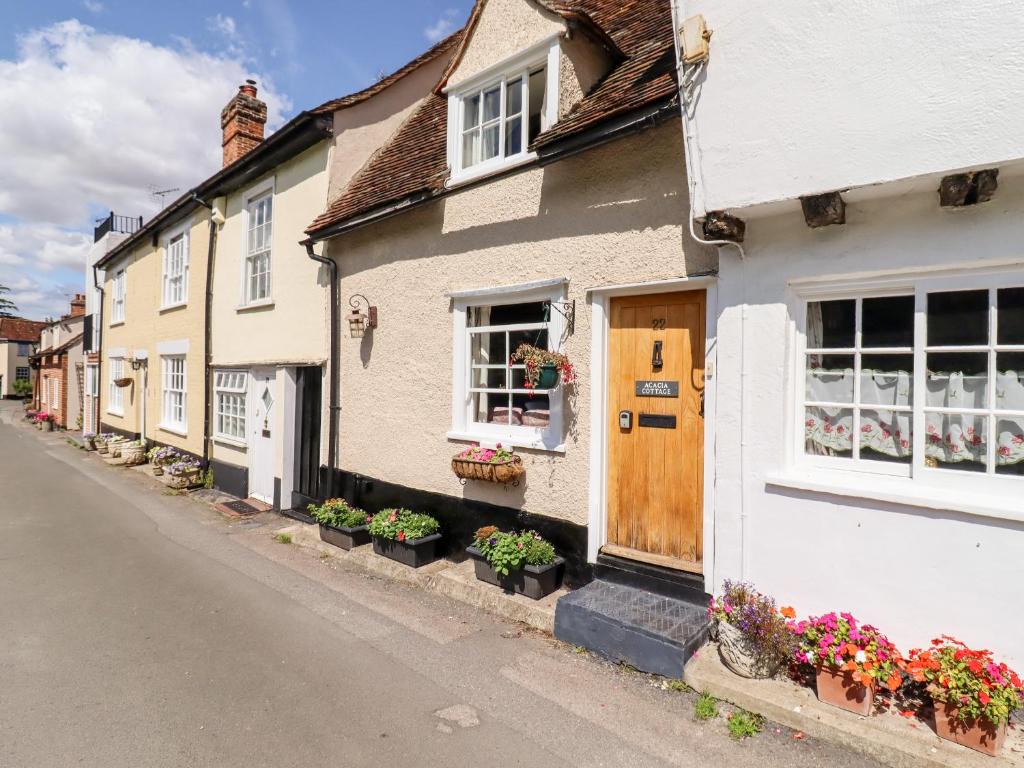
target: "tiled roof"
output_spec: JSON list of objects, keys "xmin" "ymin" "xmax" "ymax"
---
[
  {"xmin": 314, "ymin": 32, "xmax": 462, "ymax": 114},
  {"xmin": 0, "ymin": 317, "xmax": 48, "ymax": 342},
  {"xmin": 307, "ymin": 0, "xmax": 678, "ymax": 236}
]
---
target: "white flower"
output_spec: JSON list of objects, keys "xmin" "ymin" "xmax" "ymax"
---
[{"xmin": 855, "ymin": 650, "xmax": 867, "ymax": 664}]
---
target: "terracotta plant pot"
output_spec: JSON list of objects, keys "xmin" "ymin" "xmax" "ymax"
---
[
  {"xmin": 717, "ymin": 621, "xmax": 783, "ymax": 679},
  {"xmin": 451, "ymin": 455, "xmax": 525, "ymax": 485},
  {"xmin": 932, "ymin": 700, "xmax": 1007, "ymax": 757},
  {"xmin": 815, "ymin": 665, "xmax": 876, "ymax": 716}
]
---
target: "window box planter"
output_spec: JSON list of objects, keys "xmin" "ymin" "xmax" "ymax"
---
[
  {"xmin": 451, "ymin": 453, "xmax": 525, "ymax": 485},
  {"xmin": 932, "ymin": 700, "xmax": 1007, "ymax": 757},
  {"xmin": 319, "ymin": 523, "xmax": 371, "ymax": 551},
  {"xmin": 39, "ymin": 420, "xmax": 53, "ymax": 432},
  {"xmin": 466, "ymin": 545, "xmax": 564, "ymax": 600},
  {"xmin": 815, "ymin": 665, "xmax": 876, "ymax": 716},
  {"xmin": 113, "ymin": 377, "xmax": 133, "ymax": 388},
  {"xmin": 372, "ymin": 534, "xmax": 442, "ymax": 568}
]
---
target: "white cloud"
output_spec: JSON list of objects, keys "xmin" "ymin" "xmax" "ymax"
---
[
  {"xmin": 208, "ymin": 14, "xmax": 238, "ymax": 39},
  {"xmin": 424, "ymin": 8, "xmax": 460, "ymax": 42},
  {"xmin": 82, "ymin": 0, "xmax": 105, "ymax": 13},
  {"xmin": 0, "ymin": 20, "xmax": 291, "ymax": 319}
]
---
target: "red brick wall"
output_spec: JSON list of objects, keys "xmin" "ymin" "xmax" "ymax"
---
[{"xmin": 35, "ymin": 354, "xmax": 70, "ymax": 429}]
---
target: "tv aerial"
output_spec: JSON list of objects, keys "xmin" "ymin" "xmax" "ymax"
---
[{"xmin": 149, "ymin": 186, "xmax": 181, "ymax": 206}]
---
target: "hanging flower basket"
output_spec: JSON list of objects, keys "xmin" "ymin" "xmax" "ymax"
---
[
  {"xmin": 451, "ymin": 445, "xmax": 525, "ymax": 485},
  {"xmin": 114, "ymin": 377, "xmax": 133, "ymax": 388}
]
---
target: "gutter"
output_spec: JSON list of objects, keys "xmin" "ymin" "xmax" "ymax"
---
[
  {"xmin": 191, "ymin": 192, "xmax": 217, "ymax": 469},
  {"xmin": 303, "ymin": 238, "xmax": 339, "ymax": 495},
  {"xmin": 305, "ymin": 97, "xmax": 679, "ymax": 243}
]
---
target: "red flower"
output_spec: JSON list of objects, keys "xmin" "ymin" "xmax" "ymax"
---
[
  {"xmin": 397, "ymin": 531, "xmax": 406, "ymax": 542},
  {"xmin": 979, "ymin": 690, "xmax": 991, "ymax": 706}
]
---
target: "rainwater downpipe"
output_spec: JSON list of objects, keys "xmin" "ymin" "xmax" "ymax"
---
[
  {"xmin": 671, "ymin": 0, "xmax": 751, "ymax": 583},
  {"xmin": 92, "ymin": 263, "xmax": 105, "ymax": 433},
  {"xmin": 191, "ymin": 192, "xmax": 218, "ymax": 468},
  {"xmin": 303, "ymin": 238, "xmax": 339, "ymax": 493}
]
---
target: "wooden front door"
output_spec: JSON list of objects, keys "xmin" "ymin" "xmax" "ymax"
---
[{"xmin": 605, "ymin": 291, "xmax": 705, "ymax": 573}]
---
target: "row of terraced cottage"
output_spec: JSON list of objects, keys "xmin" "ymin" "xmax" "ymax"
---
[{"xmin": 77, "ymin": 0, "xmax": 1024, "ymax": 671}]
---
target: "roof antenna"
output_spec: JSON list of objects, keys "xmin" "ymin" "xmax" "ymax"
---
[{"xmin": 149, "ymin": 185, "xmax": 181, "ymax": 206}]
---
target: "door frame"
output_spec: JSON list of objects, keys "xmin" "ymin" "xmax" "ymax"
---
[
  {"xmin": 587, "ymin": 276, "xmax": 719, "ymax": 579},
  {"xmin": 247, "ymin": 366, "xmax": 278, "ymax": 505}
]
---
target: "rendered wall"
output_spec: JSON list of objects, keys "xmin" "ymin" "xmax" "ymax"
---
[
  {"xmin": 328, "ymin": 122, "xmax": 713, "ymax": 526},
  {"xmin": 100, "ymin": 212, "xmax": 209, "ymax": 455},
  {"xmin": 674, "ymin": 0, "xmax": 1024, "ymax": 215},
  {"xmin": 712, "ymin": 170, "xmax": 1024, "ymax": 665}
]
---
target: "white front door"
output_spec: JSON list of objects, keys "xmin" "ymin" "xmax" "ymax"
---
[{"xmin": 248, "ymin": 368, "xmax": 277, "ymax": 504}]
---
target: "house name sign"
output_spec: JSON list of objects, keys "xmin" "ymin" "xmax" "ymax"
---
[{"xmin": 635, "ymin": 380, "xmax": 679, "ymax": 397}]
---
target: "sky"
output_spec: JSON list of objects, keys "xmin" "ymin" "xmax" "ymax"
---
[{"xmin": 0, "ymin": 0, "xmax": 474, "ymax": 320}]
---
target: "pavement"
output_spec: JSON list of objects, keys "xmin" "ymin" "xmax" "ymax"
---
[{"xmin": 0, "ymin": 400, "xmax": 884, "ymax": 768}]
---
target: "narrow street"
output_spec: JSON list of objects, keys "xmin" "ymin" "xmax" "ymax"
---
[{"xmin": 0, "ymin": 402, "xmax": 880, "ymax": 768}]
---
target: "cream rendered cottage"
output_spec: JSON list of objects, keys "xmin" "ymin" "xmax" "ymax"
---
[{"xmin": 307, "ymin": 0, "xmax": 717, "ymax": 672}]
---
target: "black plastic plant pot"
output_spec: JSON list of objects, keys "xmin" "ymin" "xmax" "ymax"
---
[
  {"xmin": 372, "ymin": 534, "xmax": 442, "ymax": 568},
  {"xmin": 466, "ymin": 546, "xmax": 566, "ymax": 600},
  {"xmin": 319, "ymin": 524, "xmax": 371, "ymax": 551}
]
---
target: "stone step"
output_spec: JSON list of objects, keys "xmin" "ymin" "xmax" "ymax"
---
[{"xmin": 554, "ymin": 580, "xmax": 710, "ymax": 679}]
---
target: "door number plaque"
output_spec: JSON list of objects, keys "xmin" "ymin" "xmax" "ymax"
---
[{"xmin": 635, "ymin": 380, "xmax": 679, "ymax": 397}]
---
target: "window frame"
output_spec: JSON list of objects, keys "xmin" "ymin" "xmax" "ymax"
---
[
  {"xmin": 446, "ymin": 38, "xmax": 560, "ymax": 186},
  {"xmin": 793, "ymin": 269, "xmax": 1024, "ymax": 494},
  {"xmin": 449, "ymin": 280, "xmax": 567, "ymax": 452},
  {"xmin": 111, "ymin": 268, "xmax": 127, "ymax": 325},
  {"xmin": 160, "ymin": 355, "xmax": 187, "ymax": 434},
  {"xmin": 107, "ymin": 357, "xmax": 125, "ymax": 415},
  {"xmin": 213, "ymin": 369, "xmax": 249, "ymax": 445},
  {"xmin": 85, "ymin": 364, "xmax": 98, "ymax": 397},
  {"xmin": 15, "ymin": 366, "xmax": 30, "ymax": 382},
  {"xmin": 161, "ymin": 225, "xmax": 189, "ymax": 309},
  {"xmin": 16, "ymin": 342, "xmax": 30, "ymax": 357},
  {"xmin": 240, "ymin": 181, "xmax": 275, "ymax": 308}
]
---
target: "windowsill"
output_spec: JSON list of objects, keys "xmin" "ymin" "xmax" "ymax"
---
[
  {"xmin": 765, "ymin": 469, "xmax": 1024, "ymax": 524},
  {"xmin": 158, "ymin": 424, "xmax": 188, "ymax": 438},
  {"xmin": 446, "ymin": 152, "xmax": 537, "ymax": 190},
  {"xmin": 106, "ymin": 410, "xmax": 124, "ymax": 418},
  {"xmin": 109, "ymin": 321, "xmax": 125, "ymax": 328},
  {"xmin": 159, "ymin": 302, "xmax": 188, "ymax": 314},
  {"xmin": 236, "ymin": 299, "xmax": 274, "ymax": 313},
  {"xmin": 447, "ymin": 430, "xmax": 565, "ymax": 454},
  {"xmin": 214, "ymin": 435, "xmax": 247, "ymax": 449}
]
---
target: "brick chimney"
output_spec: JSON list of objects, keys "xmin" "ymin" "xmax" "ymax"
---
[
  {"xmin": 69, "ymin": 294, "xmax": 86, "ymax": 318},
  {"xmin": 221, "ymin": 79, "xmax": 268, "ymax": 167}
]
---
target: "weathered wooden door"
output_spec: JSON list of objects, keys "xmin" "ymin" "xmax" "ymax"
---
[{"xmin": 605, "ymin": 291, "xmax": 705, "ymax": 573}]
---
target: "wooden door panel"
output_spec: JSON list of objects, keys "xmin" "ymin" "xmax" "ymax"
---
[{"xmin": 607, "ymin": 291, "xmax": 705, "ymax": 570}]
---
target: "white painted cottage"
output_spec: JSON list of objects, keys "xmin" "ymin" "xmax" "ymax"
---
[{"xmin": 671, "ymin": 0, "xmax": 1024, "ymax": 664}]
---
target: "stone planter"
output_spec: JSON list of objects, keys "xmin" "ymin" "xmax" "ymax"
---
[
  {"xmin": 372, "ymin": 534, "xmax": 442, "ymax": 568},
  {"xmin": 466, "ymin": 546, "xmax": 565, "ymax": 600},
  {"xmin": 107, "ymin": 440, "xmax": 129, "ymax": 458},
  {"xmin": 39, "ymin": 421, "xmax": 53, "ymax": 432},
  {"xmin": 96, "ymin": 442, "xmax": 109, "ymax": 455},
  {"xmin": 933, "ymin": 700, "xmax": 1007, "ymax": 757},
  {"xmin": 163, "ymin": 470, "xmax": 200, "ymax": 490},
  {"xmin": 121, "ymin": 446, "xmax": 146, "ymax": 466},
  {"xmin": 451, "ymin": 455, "xmax": 525, "ymax": 485},
  {"xmin": 815, "ymin": 665, "xmax": 876, "ymax": 716},
  {"xmin": 84, "ymin": 438, "xmax": 97, "ymax": 452},
  {"xmin": 716, "ymin": 621, "xmax": 783, "ymax": 679},
  {"xmin": 152, "ymin": 466, "xmax": 164, "ymax": 476},
  {"xmin": 319, "ymin": 524, "xmax": 371, "ymax": 551}
]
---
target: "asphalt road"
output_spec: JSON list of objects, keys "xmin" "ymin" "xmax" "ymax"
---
[{"xmin": 0, "ymin": 402, "xmax": 882, "ymax": 768}]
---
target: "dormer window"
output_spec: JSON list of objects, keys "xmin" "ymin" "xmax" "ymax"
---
[{"xmin": 448, "ymin": 40, "xmax": 559, "ymax": 184}]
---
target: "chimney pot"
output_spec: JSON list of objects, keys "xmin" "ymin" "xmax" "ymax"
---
[{"xmin": 221, "ymin": 81, "xmax": 268, "ymax": 167}]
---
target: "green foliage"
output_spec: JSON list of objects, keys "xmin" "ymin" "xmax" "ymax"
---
[
  {"xmin": 472, "ymin": 527, "xmax": 556, "ymax": 576},
  {"xmin": 368, "ymin": 508, "xmax": 440, "ymax": 542},
  {"xmin": 662, "ymin": 679, "xmax": 692, "ymax": 693},
  {"xmin": 726, "ymin": 710, "xmax": 763, "ymax": 740},
  {"xmin": 0, "ymin": 283, "xmax": 17, "ymax": 318},
  {"xmin": 694, "ymin": 692, "xmax": 719, "ymax": 721},
  {"xmin": 201, "ymin": 469, "xmax": 214, "ymax": 490},
  {"xmin": 308, "ymin": 498, "xmax": 369, "ymax": 529},
  {"xmin": 12, "ymin": 379, "xmax": 32, "ymax": 398},
  {"xmin": 275, "ymin": 533, "xmax": 292, "ymax": 545}
]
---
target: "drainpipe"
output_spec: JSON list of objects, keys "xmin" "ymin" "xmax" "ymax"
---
[
  {"xmin": 92, "ymin": 264, "xmax": 104, "ymax": 434},
  {"xmin": 303, "ymin": 238, "xmax": 338, "ymax": 494},
  {"xmin": 192, "ymin": 192, "xmax": 218, "ymax": 468}
]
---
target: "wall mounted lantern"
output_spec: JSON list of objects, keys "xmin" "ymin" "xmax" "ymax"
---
[{"xmin": 347, "ymin": 294, "xmax": 378, "ymax": 338}]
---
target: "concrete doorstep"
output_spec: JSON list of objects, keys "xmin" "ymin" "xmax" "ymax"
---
[
  {"xmin": 685, "ymin": 644, "xmax": 1024, "ymax": 768},
  {"xmin": 279, "ymin": 522, "xmax": 566, "ymax": 634}
]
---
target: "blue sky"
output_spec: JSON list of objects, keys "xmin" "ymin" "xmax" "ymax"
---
[{"xmin": 0, "ymin": 0, "xmax": 473, "ymax": 320}]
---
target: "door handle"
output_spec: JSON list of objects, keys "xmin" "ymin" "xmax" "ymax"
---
[{"xmin": 652, "ymin": 340, "xmax": 663, "ymax": 369}]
